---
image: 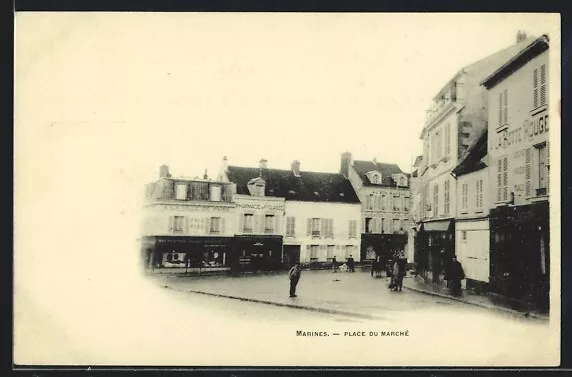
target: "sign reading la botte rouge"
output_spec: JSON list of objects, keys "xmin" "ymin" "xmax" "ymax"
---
[{"xmin": 494, "ymin": 111, "xmax": 549, "ymax": 151}]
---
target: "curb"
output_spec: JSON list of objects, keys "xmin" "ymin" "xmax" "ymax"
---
[
  {"xmin": 402, "ymin": 285, "xmax": 549, "ymax": 321},
  {"xmin": 163, "ymin": 285, "xmax": 385, "ymax": 321}
]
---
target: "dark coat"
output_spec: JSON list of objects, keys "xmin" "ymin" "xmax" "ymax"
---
[
  {"xmin": 446, "ymin": 261, "xmax": 465, "ymax": 281},
  {"xmin": 289, "ymin": 266, "xmax": 301, "ymax": 280}
]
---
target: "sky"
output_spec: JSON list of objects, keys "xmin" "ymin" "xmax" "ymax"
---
[{"xmin": 13, "ymin": 12, "xmax": 561, "ymax": 365}]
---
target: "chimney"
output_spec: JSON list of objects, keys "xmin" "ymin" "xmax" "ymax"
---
[
  {"xmin": 516, "ymin": 30, "xmax": 527, "ymax": 43},
  {"xmin": 340, "ymin": 152, "xmax": 352, "ymax": 178},
  {"xmin": 222, "ymin": 156, "xmax": 229, "ymax": 172},
  {"xmin": 159, "ymin": 164, "xmax": 171, "ymax": 178},
  {"xmin": 203, "ymin": 169, "xmax": 208, "ymax": 180},
  {"xmin": 291, "ymin": 160, "xmax": 301, "ymax": 177},
  {"xmin": 259, "ymin": 159, "xmax": 268, "ymax": 169}
]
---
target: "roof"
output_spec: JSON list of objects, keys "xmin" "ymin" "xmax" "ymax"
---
[
  {"xmin": 451, "ymin": 131, "xmax": 488, "ymax": 177},
  {"xmin": 481, "ymin": 35, "xmax": 549, "ymax": 89},
  {"xmin": 352, "ymin": 160, "xmax": 405, "ymax": 187},
  {"xmin": 226, "ymin": 166, "xmax": 360, "ymax": 204},
  {"xmin": 413, "ymin": 155, "xmax": 423, "ymax": 168}
]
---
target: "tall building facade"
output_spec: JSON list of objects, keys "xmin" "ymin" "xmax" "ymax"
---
[
  {"xmin": 481, "ymin": 35, "xmax": 550, "ymax": 308},
  {"xmin": 340, "ymin": 152, "xmax": 411, "ymax": 264},
  {"xmin": 141, "ymin": 165, "xmax": 237, "ymax": 270},
  {"xmin": 416, "ymin": 35, "xmax": 535, "ymax": 284}
]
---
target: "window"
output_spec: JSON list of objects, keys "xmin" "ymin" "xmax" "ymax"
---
[
  {"xmin": 365, "ymin": 217, "xmax": 373, "ymax": 233},
  {"xmin": 175, "ymin": 184, "xmax": 187, "ymax": 200},
  {"xmin": 433, "ymin": 183, "xmax": 439, "ymax": 216},
  {"xmin": 345, "ymin": 245, "xmax": 352, "ymax": 259},
  {"xmin": 190, "ymin": 182, "xmax": 209, "ymax": 200},
  {"xmin": 349, "ymin": 220, "xmax": 357, "ymax": 238},
  {"xmin": 537, "ymin": 143, "xmax": 548, "ymax": 196},
  {"xmin": 387, "ymin": 195, "xmax": 393, "ymax": 212},
  {"xmin": 462, "ymin": 230, "xmax": 467, "ymax": 242},
  {"xmin": 210, "ymin": 185, "xmax": 222, "ymax": 201},
  {"xmin": 286, "ymin": 216, "xmax": 295, "ymax": 237},
  {"xmin": 210, "ymin": 217, "xmax": 221, "ymax": 234},
  {"xmin": 265, "ymin": 214, "xmax": 275, "ymax": 233},
  {"xmin": 366, "ymin": 194, "xmax": 373, "ymax": 210},
  {"xmin": 400, "ymin": 177, "xmax": 405, "ymax": 186},
  {"xmin": 476, "ymin": 180, "xmax": 483, "ymax": 210},
  {"xmin": 498, "ymin": 92, "xmax": 503, "ymax": 126},
  {"xmin": 461, "ymin": 183, "xmax": 468, "ymax": 211},
  {"xmin": 497, "ymin": 157, "xmax": 508, "ymax": 202},
  {"xmin": 533, "ymin": 64, "xmax": 547, "ymax": 109},
  {"xmin": 310, "ymin": 245, "xmax": 319, "ymax": 262},
  {"xmin": 380, "ymin": 217, "xmax": 385, "ymax": 233},
  {"xmin": 311, "ymin": 218, "xmax": 320, "ymax": 236},
  {"xmin": 394, "ymin": 195, "xmax": 400, "ymax": 211},
  {"xmin": 375, "ymin": 195, "xmax": 381, "ymax": 210},
  {"xmin": 173, "ymin": 216, "xmax": 184, "ymax": 233},
  {"xmin": 372, "ymin": 174, "xmax": 379, "ymax": 184},
  {"xmin": 444, "ymin": 180, "xmax": 450, "ymax": 215},
  {"xmin": 381, "ymin": 195, "xmax": 386, "ymax": 210},
  {"xmin": 393, "ymin": 219, "xmax": 399, "ymax": 233},
  {"xmin": 243, "ymin": 214, "xmax": 254, "ymax": 233},
  {"xmin": 327, "ymin": 245, "xmax": 335, "ymax": 261}
]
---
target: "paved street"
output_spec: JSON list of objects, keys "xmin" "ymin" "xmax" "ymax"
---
[{"xmin": 15, "ymin": 268, "xmax": 557, "ymax": 367}]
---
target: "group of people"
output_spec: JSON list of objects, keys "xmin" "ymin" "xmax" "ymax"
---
[
  {"xmin": 287, "ymin": 252, "xmax": 466, "ymax": 298},
  {"xmin": 331, "ymin": 255, "xmax": 355, "ymax": 273}
]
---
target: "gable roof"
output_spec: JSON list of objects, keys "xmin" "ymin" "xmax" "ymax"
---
[
  {"xmin": 452, "ymin": 131, "xmax": 488, "ymax": 177},
  {"xmin": 481, "ymin": 35, "xmax": 549, "ymax": 89},
  {"xmin": 352, "ymin": 160, "xmax": 404, "ymax": 187},
  {"xmin": 226, "ymin": 166, "xmax": 360, "ymax": 204}
]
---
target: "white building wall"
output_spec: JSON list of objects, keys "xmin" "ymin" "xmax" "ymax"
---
[{"xmin": 284, "ymin": 201, "xmax": 361, "ymax": 263}]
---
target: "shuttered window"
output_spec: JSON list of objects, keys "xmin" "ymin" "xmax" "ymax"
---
[
  {"xmin": 286, "ymin": 217, "xmax": 295, "ymax": 237},
  {"xmin": 533, "ymin": 68, "xmax": 538, "ymax": 108},
  {"xmin": 461, "ymin": 183, "xmax": 468, "ymax": 211},
  {"xmin": 503, "ymin": 89, "xmax": 508, "ymax": 125},
  {"xmin": 265, "ymin": 214, "xmax": 275, "ymax": 233},
  {"xmin": 525, "ymin": 148, "xmax": 532, "ymax": 197},
  {"xmin": 502, "ymin": 156, "xmax": 508, "ymax": 201},
  {"xmin": 445, "ymin": 123, "xmax": 451, "ymax": 156},
  {"xmin": 498, "ymin": 92, "xmax": 503, "ymax": 127},
  {"xmin": 476, "ymin": 179, "xmax": 483, "ymax": 209},
  {"xmin": 540, "ymin": 64, "xmax": 547, "ymax": 107},
  {"xmin": 244, "ymin": 214, "xmax": 253, "ymax": 233},
  {"xmin": 444, "ymin": 180, "xmax": 450, "ymax": 215},
  {"xmin": 497, "ymin": 159, "xmax": 503, "ymax": 202}
]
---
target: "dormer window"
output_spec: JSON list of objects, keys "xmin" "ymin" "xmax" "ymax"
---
[
  {"xmin": 366, "ymin": 171, "xmax": 382, "ymax": 185},
  {"xmin": 247, "ymin": 177, "xmax": 266, "ymax": 197}
]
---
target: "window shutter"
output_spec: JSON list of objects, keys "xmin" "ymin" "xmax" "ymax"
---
[
  {"xmin": 525, "ymin": 148, "xmax": 531, "ymax": 197},
  {"xmin": 361, "ymin": 217, "xmax": 365, "ymax": 233},
  {"xmin": 291, "ymin": 217, "xmax": 296, "ymax": 236},
  {"xmin": 321, "ymin": 219, "xmax": 327, "ymax": 237},
  {"xmin": 275, "ymin": 216, "xmax": 281, "ymax": 235},
  {"xmin": 533, "ymin": 69, "xmax": 539, "ymax": 108},
  {"xmin": 220, "ymin": 218, "xmax": 225, "ymax": 234},
  {"xmin": 168, "ymin": 216, "xmax": 174, "ymax": 233},
  {"xmin": 329, "ymin": 219, "xmax": 334, "ymax": 237},
  {"xmin": 306, "ymin": 245, "xmax": 311, "ymax": 260},
  {"xmin": 184, "ymin": 217, "xmax": 189, "ymax": 234},
  {"xmin": 238, "ymin": 214, "xmax": 244, "ymax": 234},
  {"xmin": 320, "ymin": 245, "xmax": 327, "ymax": 260},
  {"xmin": 502, "ymin": 157, "xmax": 508, "ymax": 201},
  {"xmin": 205, "ymin": 217, "xmax": 211, "ymax": 235},
  {"xmin": 547, "ymin": 142, "xmax": 550, "ymax": 193},
  {"xmin": 503, "ymin": 89, "xmax": 508, "ymax": 124},
  {"xmin": 307, "ymin": 218, "xmax": 312, "ymax": 236}
]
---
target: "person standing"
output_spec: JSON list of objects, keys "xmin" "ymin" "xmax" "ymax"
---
[
  {"xmin": 347, "ymin": 255, "xmax": 355, "ymax": 272},
  {"xmin": 332, "ymin": 256, "xmax": 339, "ymax": 273},
  {"xmin": 445, "ymin": 257, "xmax": 465, "ymax": 296},
  {"xmin": 288, "ymin": 263, "xmax": 301, "ymax": 297}
]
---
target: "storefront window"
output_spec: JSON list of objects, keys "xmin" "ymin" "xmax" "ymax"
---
[{"xmin": 203, "ymin": 249, "xmax": 225, "ymax": 267}]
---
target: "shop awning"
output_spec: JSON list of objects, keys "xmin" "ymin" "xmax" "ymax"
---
[{"xmin": 422, "ymin": 220, "xmax": 452, "ymax": 232}]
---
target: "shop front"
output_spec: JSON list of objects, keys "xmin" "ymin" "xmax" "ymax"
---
[
  {"xmin": 144, "ymin": 236, "xmax": 233, "ymax": 269},
  {"xmin": 232, "ymin": 235, "xmax": 283, "ymax": 271},
  {"xmin": 360, "ymin": 233, "xmax": 407, "ymax": 265},
  {"xmin": 416, "ymin": 220, "xmax": 455, "ymax": 285},
  {"xmin": 489, "ymin": 202, "xmax": 549, "ymax": 308}
]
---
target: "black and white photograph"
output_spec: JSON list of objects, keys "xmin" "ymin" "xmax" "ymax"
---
[{"xmin": 14, "ymin": 12, "xmax": 561, "ymax": 367}]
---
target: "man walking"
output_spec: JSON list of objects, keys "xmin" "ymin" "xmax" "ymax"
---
[
  {"xmin": 288, "ymin": 263, "xmax": 301, "ymax": 297},
  {"xmin": 332, "ymin": 256, "xmax": 339, "ymax": 273}
]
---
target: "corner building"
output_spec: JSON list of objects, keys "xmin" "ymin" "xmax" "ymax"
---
[{"xmin": 481, "ymin": 35, "xmax": 550, "ymax": 308}]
